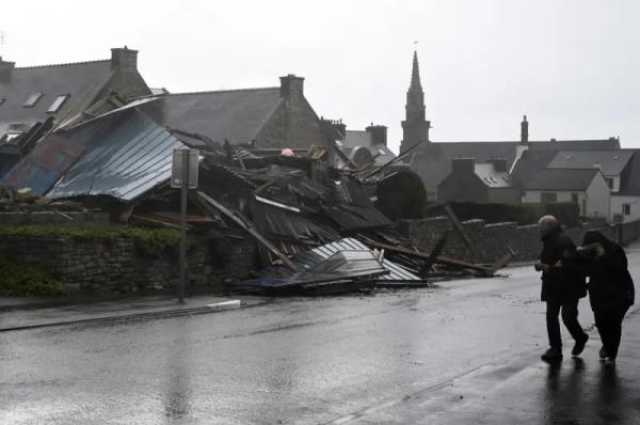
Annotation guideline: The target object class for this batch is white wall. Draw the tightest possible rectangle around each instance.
[585,173,611,219]
[522,184,610,220]
[611,195,640,223]
[522,190,587,214]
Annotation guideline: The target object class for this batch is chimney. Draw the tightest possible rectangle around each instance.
[280,74,304,99]
[520,115,529,144]
[319,118,346,139]
[0,56,15,83]
[452,158,475,174]
[111,46,138,72]
[365,124,388,146]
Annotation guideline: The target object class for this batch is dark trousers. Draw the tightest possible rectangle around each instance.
[594,305,630,359]
[546,299,586,349]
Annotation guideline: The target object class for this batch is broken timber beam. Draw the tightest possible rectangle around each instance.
[443,203,479,261]
[358,238,494,276]
[197,191,298,271]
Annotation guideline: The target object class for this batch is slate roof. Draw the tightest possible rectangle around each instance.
[0,60,114,129]
[410,142,518,192]
[547,150,634,176]
[510,149,558,187]
[616,151,640,196]
[528,138,620,151]
[410,139,622,193]
[521,168,599,191]
[139,88,284,147]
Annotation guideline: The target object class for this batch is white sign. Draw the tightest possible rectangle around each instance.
[171,148,199,189]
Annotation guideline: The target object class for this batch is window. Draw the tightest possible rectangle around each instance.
[623,204,631,216]
[605,178,614,189]
[24,92,43,107]
[541,192,557,203]
[47,95,69,113]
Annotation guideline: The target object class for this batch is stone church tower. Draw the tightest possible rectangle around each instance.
[400,51,430,153]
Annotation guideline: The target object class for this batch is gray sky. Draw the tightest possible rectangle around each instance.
[2,0,639,153]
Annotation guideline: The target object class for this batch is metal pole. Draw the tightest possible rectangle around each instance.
[178,150,189,304]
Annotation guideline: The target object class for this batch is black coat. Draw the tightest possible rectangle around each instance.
[582,233,635,313]
[540,229,587,302]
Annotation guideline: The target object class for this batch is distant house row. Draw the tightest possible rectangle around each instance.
[396,51,630,224]
[0,46,392,189]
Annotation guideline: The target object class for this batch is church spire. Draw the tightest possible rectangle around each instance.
[410,50,422,92]
[400,50,430,153]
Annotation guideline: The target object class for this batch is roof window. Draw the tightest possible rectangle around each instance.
[24,92,43,108]
[48,95,69,113]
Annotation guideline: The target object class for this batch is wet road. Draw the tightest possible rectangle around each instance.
[1,258,639,424]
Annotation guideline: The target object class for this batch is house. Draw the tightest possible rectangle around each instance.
[136,74,333,159]
[398,51,621,200]
[0,47,151,176]
[321,119,396,168]
[438,158,520,204]
[520,168,610,219]
[545,149,640,223]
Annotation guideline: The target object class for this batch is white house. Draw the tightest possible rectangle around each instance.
[520,168,610,219]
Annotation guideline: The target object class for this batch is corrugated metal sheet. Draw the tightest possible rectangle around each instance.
[47,109,183,201]
[296,238,425,283]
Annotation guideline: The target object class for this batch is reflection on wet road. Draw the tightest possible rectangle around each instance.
[1,260,639,424]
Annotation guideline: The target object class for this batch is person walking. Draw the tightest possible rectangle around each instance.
[579,230,635,365]
[535,215,589,362]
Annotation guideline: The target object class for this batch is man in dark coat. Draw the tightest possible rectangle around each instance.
[580,230,635,364]
[535,215,589,362]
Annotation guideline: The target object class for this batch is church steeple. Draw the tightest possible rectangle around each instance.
[401,50,430,154]
[410,50,422,92]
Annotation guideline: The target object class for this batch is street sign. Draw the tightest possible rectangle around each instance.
[171,148,199,189]
[171,147,199,304]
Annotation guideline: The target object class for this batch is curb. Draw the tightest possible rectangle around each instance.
[0,300,242,333]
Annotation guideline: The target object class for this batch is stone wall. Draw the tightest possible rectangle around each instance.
[398,217,637,264]
[0,232,257,295]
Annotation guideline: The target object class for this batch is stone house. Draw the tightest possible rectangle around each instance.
[438,158,520,204]
[0,47,151,176]
[137,74,334,158]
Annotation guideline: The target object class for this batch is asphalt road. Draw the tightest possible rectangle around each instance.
[1,257,639,425]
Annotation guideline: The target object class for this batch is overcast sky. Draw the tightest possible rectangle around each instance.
[2,0,639,153]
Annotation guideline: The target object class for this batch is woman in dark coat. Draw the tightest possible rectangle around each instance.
[580,231,635,364]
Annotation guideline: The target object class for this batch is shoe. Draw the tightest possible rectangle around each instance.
[599,346,608,361]
[572,333,589,357]
[541,347,563,363]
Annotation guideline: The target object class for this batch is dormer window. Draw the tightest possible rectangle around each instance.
[48,95,69,113]
[24,92,43,107]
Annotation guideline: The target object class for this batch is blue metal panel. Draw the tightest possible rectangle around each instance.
[47,109,183,201]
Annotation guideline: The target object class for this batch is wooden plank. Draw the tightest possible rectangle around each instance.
[197,191,298,271]
[358,237,494,275]
[443,203,479,260]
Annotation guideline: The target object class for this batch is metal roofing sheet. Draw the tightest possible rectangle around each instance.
[296,238,424,282]
[47,109,183,201]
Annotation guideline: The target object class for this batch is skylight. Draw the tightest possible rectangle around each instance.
[24,92,43,107]
[48,95,69,113]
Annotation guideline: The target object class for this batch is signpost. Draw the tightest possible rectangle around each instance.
[171,148,199,303]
